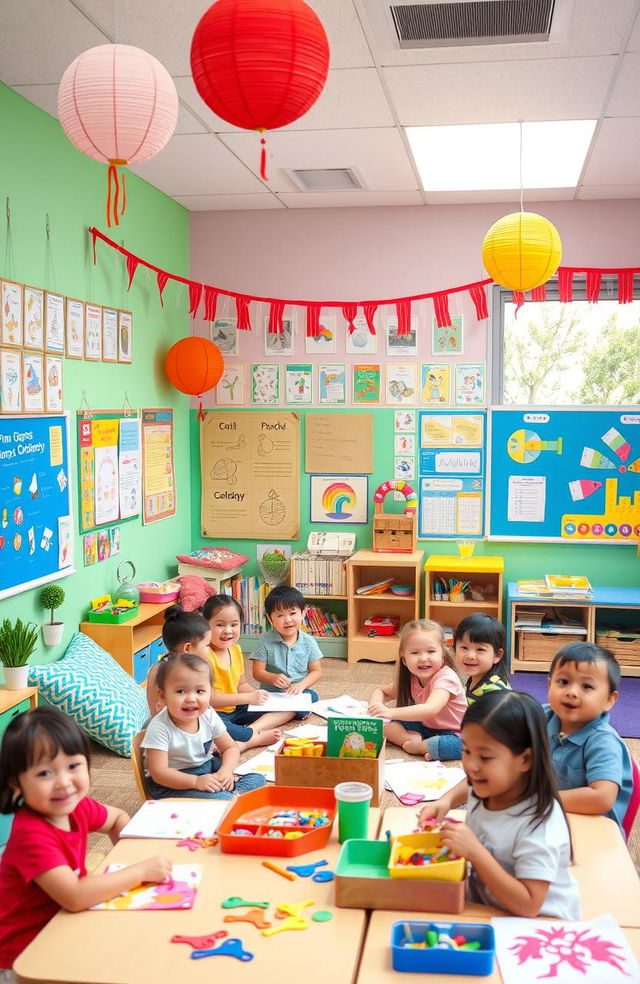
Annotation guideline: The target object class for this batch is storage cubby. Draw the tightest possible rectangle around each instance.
[79,602,170,684]
[424,555,504,636]
[347,550,423,663]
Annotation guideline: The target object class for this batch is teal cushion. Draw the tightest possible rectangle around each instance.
[28,632,147,757]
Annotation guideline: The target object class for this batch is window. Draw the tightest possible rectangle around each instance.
[491,277,640,406]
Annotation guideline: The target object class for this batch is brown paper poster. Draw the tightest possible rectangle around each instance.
[305,412,374,473]
[201,411,300,539]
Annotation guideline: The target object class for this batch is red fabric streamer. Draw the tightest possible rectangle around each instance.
[236,295,251,331]
[268,299,285,334]
[586,270,602,303]
[618,270,634,304]
[558,269,573,303]
[342,303,357,333]
[126,254,139,291]
[188,283,203,318]
[512,291,525,314]
[530,285,547,302]
[432,292,451,329]
[395,299,412,336]
[363,303,377,334]
[203,286,219,322]
[157,271,169,306]
[306,303,321,338]
[469,284,488,321]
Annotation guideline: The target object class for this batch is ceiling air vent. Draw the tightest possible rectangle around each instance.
[390,0,558,48]
[284,168,364,191]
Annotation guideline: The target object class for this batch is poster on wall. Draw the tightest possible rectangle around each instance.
[305,314,336,354]
[1,280,23,347]
[284,364,312,404]
[421,364,450,405]
[432,314,463,354]
[386,316,417,357]
[77,412,141,531]
[310,474,368,524]
[0,349,22,412]
[216,365,245,406]
[353,364,380,404]
[385,363,417,406]
[455,363,485,405]
[251,364,279,405]
[65,298,84,359]
[118,416,141,519]
[210,317,238,356]
[319,364,346,405]
[264,317,294,355]
[24,287,44,350]
[118,310,132,364]
[44,292,65,353]
[142,408,176,524]
[200,411,300,540]
[346,315,377,355]
[85,303,102,361]
[23,352,44,413]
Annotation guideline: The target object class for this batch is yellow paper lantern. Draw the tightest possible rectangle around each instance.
[482,211,562,291]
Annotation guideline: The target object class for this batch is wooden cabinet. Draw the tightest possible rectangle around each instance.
[0,686,38,846]
[424,555,504,634]
[80,603,170,685]
[347,550,423,664]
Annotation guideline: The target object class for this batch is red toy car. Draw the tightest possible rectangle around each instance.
[364,616,400,638]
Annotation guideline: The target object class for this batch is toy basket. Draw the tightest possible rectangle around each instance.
[596,633,640,664]
[217,786,336,857]
[137,581,181,604]
[388,832,466,882]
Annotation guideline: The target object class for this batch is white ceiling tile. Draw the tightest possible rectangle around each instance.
[578,184,640,199]
[606,53,640,117]
[173,76,237,133]
[307,0,374,68]
[383,57,615,126]
[582,118,640,185]
[219,128,419,193]
[177,194,285,211]
[0,0,109,85]
[626,10,640,50]
[128,134,266,196]
[175,102,208,136]
[286,69,394,130]
[115,1,210,76]
[278,190,424,208]
[72,0,115,38]
[425,188,577,205]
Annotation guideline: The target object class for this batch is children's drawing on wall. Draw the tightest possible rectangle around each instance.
[109,526,120,555]
[58,514,72,568]
[310,475,368,523]
[353,364,380,404]
[284,363,312,404]
[305,314,336,354]
[24,286,43,350]
[97,528,110,562]
[455,363,485,405]
[264,316,294,356]
[44,292,65,354]
[346,315,377,355]
[83,532,97,566]
[394,410,415,433]
[1,280,23,347]
[210,316,238,356]
[251,363,279,405]
[386,315,418,357]
[45,356,63,412]
[85,303,102,361]
[216,364,245,405]
[385,363,417,406]
[394,456,415,480]
[421,363,450,405]
[319,364,346,404]
[394,434,415,455]
[118,310,132,364]
[65,298,84,359]
[102,307,118,363]
[23,352,44,413]
[432,314,463,354]
[0,349,22,412]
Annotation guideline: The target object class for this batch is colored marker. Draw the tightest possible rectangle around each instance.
[568,479,602,502]
[261,860,296,881]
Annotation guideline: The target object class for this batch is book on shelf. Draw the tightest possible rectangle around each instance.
[516,577,593,600]
[232,575,268,636]
[514,609,547,628]
[545,574,592,593]
[303,605,346,638]
[291,551,348,596]
[355,577,395,596]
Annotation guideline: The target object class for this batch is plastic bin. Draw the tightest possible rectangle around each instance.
[389,831,466,882]
[86,606,138,624]
[391,920,495,975]
[217,786,336,857]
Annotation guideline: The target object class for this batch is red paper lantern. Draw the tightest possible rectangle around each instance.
[190,0,330,178]
[165,337,224,419]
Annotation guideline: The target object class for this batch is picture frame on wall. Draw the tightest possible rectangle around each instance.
[251,363,279,405]
[210,317,238,357]
[264,316,294,356]
[421,363,451,405]
[45,355,63,412]
[85,303,102,361]
[1,279,23,347]
[394,409,416,432]
[319,364,346,404]
[22,351,44,413]
[352,364,380,404]
[305,314,336,354]
[23,286,44,350]
[432,314,463,355]
[345,315,377,355]
[386,315,418,357]
[44,291,65,353]
[65,297,84,359]
[455,362,485,405]
[310,474,369,524]
[385,362,418,406]
[0,348,22,413]
[284,363,312,404]
[102,307,118,362]
[118,310,132,363]
[216,365,245,405]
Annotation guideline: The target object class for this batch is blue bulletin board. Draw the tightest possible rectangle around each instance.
[418,410,487,539]
[0,414,75,599]
[488,408,640,542]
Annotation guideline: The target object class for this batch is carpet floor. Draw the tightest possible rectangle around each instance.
[86,658,640,870]
[511,671,640,738]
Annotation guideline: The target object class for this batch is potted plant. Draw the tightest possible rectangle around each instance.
[40,583,65,646]
[0,618,38,690]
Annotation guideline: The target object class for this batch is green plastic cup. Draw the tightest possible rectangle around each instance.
[334,782,373,843]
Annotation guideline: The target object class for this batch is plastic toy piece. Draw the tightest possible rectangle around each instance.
[171,930,228,949]
[221,896,269,909]
[191,938,254,962]
[312,911,333,922]
[261,860,296,881]
[285,860,328,878]
[224,908,272,930]
[176,835,219,852]
[262,915,308,937]
[275,899,314,920]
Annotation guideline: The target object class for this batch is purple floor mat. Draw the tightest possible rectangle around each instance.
[510,672,640,738]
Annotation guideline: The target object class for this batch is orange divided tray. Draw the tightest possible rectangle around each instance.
[217,785,336,857]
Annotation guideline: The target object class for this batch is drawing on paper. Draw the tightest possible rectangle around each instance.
[432,314,463,354]
[455,363,485,405]
[210,457,238,486]
[252,364,279,404]
[92,864,202,911]
[306,316,336,354]
[310,475,368,524]
[210,317,238,356]
[264,317,293,355]
[422,364,450,405]
[260,489,286,525]
[346,315,377,354]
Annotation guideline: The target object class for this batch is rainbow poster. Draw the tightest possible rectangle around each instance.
[310,475,368,524]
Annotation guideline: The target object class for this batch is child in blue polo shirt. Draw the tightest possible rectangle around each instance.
[249,586,322,716]
[546,641,633,832]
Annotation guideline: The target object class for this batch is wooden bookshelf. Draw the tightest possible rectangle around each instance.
[347,550,423,663]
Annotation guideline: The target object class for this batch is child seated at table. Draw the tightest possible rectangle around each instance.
[546,641,633,832]
[0,708,171,982]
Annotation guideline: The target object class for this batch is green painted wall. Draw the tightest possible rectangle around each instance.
[190,407,640,611]
[0,83,191,673]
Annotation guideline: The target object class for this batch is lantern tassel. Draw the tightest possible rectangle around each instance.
[197,398,205,422]
[260,137,268,181]
[121,171,127,217]
[107,164,118,228]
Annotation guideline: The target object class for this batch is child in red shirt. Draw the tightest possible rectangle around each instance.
[0,707,171,979]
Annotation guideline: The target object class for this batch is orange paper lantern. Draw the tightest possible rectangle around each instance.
[165,337,224,419]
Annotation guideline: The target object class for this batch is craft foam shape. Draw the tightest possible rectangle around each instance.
[262,916,309,937]
[224,908,272,930]
[171,931,228,949]
[221,896,269,909]
[312,869,334,883]
[275,899,314,920]
[191,938,254,961]
[286,860,328,877]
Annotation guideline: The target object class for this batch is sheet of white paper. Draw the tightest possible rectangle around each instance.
[268,723,328,753]
[246,692,312,713]
[507,474,546,523]
[234,749,275,783]
[384,761,466,802]
[493,914,640,984]
[119,799,228,839]
[312,694,370,719]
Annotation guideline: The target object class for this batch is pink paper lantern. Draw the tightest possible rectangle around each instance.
[58,44,178,226]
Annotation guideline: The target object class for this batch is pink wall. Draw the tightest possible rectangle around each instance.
[189,199,640,409]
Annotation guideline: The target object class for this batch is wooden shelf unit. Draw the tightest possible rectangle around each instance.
[347,549,423,664]
[80,602,171,685]
[424,555,504,632]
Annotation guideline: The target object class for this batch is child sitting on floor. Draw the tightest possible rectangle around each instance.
[368,619,466,760]
[546,641,632,832]
[453,612,511,704]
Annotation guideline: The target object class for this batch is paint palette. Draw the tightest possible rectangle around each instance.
[217,786,336,857]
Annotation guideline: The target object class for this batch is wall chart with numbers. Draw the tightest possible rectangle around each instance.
[488,408,640,542]
[418,410,487,539]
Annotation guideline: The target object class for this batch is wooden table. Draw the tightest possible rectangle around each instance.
[14,803,381,984]
[0,685,38,715]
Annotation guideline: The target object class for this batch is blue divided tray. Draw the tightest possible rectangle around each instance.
[391,920,495,976]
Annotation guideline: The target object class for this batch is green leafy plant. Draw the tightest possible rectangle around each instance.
[40,584,65,624]
[0,618,39,668]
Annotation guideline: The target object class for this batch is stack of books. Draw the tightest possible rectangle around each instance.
[303,606,347,638]
[291,551,349,596]
[231,576,268,636]
[516,576,593,600]
[355,577,395,596]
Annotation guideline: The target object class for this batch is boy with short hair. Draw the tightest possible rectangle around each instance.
[249,586,322,713]
[546,641,632,831]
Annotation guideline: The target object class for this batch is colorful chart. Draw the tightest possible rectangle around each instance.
[321,481,357,519]
[507,429,563,464]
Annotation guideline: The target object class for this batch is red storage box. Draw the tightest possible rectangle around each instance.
[217,786,336,857]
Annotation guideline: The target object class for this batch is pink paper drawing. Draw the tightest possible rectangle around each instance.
[92,864,202,911]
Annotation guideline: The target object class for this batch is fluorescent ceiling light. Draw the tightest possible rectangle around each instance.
[405,120,597,192]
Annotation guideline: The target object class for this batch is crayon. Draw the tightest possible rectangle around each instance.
[261,860,296,881]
